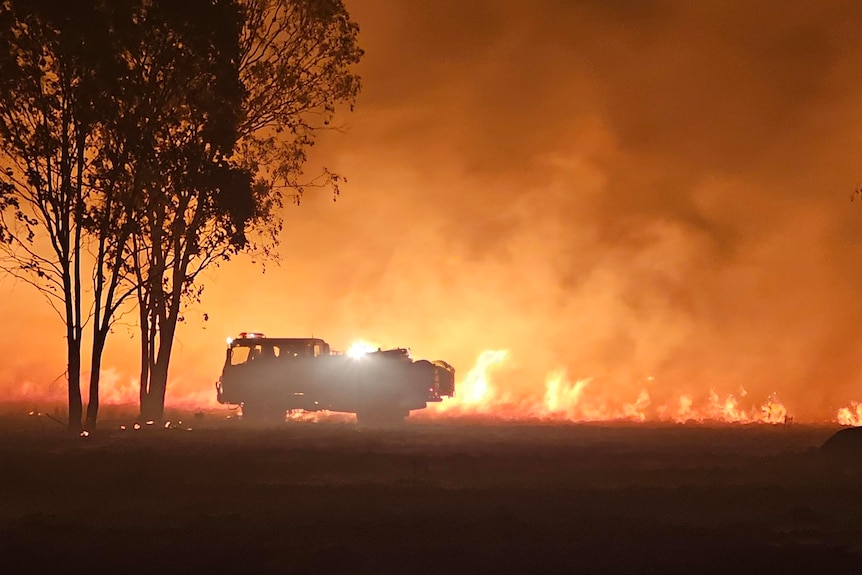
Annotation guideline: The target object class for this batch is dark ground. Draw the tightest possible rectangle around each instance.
[1,410,861,574]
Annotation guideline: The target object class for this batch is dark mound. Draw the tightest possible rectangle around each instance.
[821,426,862,456]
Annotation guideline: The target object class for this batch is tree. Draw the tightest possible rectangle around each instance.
[0,0,253,429]
[130,0,256,421]
[135,0,362,421]
[0,0,123,430]
[78,0,220,429]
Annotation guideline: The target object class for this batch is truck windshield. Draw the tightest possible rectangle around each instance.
[230,345,257,365]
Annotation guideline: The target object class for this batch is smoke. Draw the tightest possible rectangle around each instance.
[4,0,862,421]
[271,0,862,421]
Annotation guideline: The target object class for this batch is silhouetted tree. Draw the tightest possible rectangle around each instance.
[135,0,362,421]
[84,0,253,428]
[0,0,131,430]
[0,0,255,429]
[131,0,254,422]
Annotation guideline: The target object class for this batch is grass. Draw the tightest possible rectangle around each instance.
[0,410,860,574]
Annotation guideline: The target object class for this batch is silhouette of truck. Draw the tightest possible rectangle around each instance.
[215,333,455,424]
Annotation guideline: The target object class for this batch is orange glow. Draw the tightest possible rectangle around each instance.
[5,348,850,426]
[430,350,508,414]
[91,367,220,411]
[423,351,794,425]
[347,340,378,359]
[537,371,650,422]
[5,2,862,429]
[837,402,862,426]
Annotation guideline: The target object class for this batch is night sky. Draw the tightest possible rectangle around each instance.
[4,0,862,421]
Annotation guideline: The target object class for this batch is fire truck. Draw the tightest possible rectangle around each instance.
[215,333,455,424]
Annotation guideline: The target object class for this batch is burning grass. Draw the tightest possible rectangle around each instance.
[6,349,862,427]
[422,350,797,425]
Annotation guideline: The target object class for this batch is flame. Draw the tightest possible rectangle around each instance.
[11,344,862,425]
[537,371,650,421]
[669,394,694,422]
[542,370,589,416]
[837,402,862,426]
[423,350,793,425]
[458,349,508,405]
[430,350,508,415]
[760,396,789,424]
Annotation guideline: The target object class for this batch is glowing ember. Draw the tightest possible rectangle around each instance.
[285,410,354,423]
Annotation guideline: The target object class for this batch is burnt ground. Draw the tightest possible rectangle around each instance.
[1,411,861,574]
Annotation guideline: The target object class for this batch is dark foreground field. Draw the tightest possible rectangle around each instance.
[1,413,861,574]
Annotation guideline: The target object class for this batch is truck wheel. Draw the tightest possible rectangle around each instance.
[242,402,285,425]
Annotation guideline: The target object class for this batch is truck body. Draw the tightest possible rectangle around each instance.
[215,333,455,423]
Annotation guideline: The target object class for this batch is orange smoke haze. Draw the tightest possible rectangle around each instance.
[4,0,862,423]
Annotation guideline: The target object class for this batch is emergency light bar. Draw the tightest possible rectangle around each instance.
[238,332,266,339]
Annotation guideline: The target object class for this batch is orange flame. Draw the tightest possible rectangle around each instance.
[536,371,651,421]
[424,350,793,424]
[458,349,508,405]
[14,347,862,426]
[837,402,862,426]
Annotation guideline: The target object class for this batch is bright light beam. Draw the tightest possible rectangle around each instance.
[347,340,377,359]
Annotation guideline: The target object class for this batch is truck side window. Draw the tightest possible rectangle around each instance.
[247,345,262,362]
[313,344,321,357]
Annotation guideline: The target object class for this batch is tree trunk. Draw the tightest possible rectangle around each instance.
[138,345,149,419]
[144,363,168,423]
[141,316,177,423]
[85,330,107,429]
[67,341,82,431]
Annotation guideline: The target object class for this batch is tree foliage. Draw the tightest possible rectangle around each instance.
[0,0,124,429]
[136,0,362,421]
[0,0,363,426]
[238,0,363,196]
